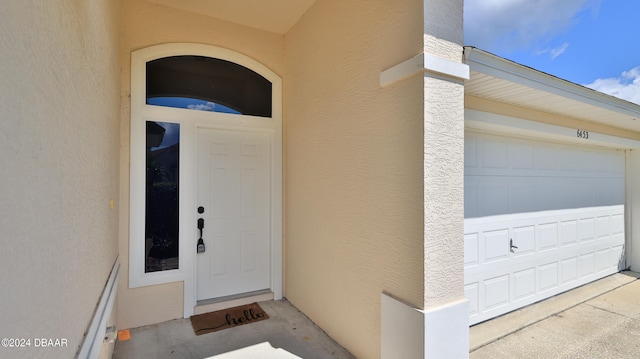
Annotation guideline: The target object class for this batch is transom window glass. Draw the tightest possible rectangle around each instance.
[146,56,272,117]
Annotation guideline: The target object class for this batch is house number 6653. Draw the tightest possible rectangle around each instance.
[577,129,589,139]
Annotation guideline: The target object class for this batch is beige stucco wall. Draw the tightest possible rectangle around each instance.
[283,1,424,357]
[117,0,285,329]
[0,1,121,358]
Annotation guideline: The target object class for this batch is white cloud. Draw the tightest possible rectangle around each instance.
[550,43,570,59]
[584,66,640,105]
[464,0,599,52]
[187,102,216,111]
[536,42,570,60]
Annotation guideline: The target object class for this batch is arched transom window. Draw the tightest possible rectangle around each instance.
[146,55,273,117]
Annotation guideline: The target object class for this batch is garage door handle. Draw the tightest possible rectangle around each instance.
[510,239,518,253]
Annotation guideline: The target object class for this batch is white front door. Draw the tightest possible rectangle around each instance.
[196,128,272,300]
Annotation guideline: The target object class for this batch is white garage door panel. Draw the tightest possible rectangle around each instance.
[465,205,624,325]
[466,176,625,219]
[464,132,626,326]
[465,132,625,219]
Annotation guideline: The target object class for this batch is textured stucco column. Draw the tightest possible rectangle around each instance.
[423,0,469,357]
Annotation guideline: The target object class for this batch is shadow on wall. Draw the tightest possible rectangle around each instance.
[619,244,627,271]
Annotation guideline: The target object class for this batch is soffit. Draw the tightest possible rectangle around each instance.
[464,47,640,133]
[146,0,315,34]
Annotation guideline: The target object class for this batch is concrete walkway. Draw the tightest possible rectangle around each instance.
[113,299,354,359]
[114,272,640,359]
[471,272,640,359]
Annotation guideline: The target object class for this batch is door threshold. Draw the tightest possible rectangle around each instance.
[194,289,274,315]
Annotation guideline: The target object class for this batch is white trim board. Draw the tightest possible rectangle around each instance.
[381,293,424,359]
[381,293,469,359]
[77,257,119,359]
[380,52,470,87]
[465,108,640,150]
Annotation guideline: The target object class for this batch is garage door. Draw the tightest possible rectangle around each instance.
[464,131,625,325]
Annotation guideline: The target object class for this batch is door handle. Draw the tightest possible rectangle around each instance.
[197,218,204,238]
[510,238,518,253]
[197,218,205,253]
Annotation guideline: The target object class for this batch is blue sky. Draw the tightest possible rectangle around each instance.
[464,0,640,104]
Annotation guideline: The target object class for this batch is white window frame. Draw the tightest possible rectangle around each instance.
[129,43,283,317]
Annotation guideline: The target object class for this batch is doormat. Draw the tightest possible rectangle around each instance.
[190,302,270,335]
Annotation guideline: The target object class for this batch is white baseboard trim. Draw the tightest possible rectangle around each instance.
[424,298,469,359]
[381,293,469,359]
[77,257,120,359]
[381,293,425,359]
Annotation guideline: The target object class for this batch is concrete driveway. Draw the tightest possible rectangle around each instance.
[471,272,640,359]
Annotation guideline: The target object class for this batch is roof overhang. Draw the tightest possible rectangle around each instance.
[463,47,640,133]
[146,0,316,34]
